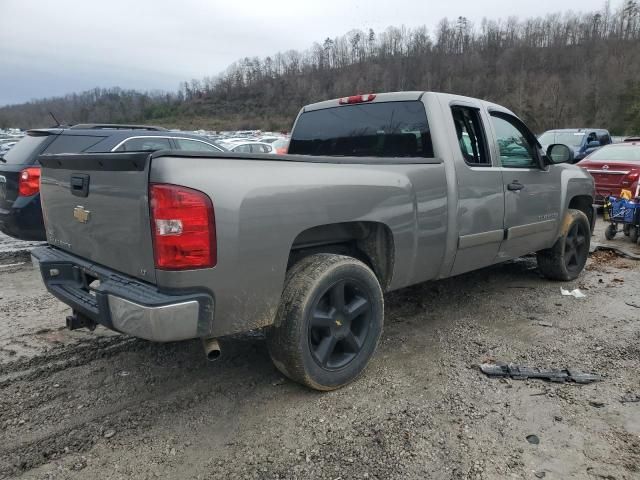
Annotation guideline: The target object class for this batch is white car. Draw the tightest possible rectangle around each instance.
[257,136,283,144]
[223,141,275,154]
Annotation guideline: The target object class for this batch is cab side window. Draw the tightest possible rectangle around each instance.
[451,106,490,166]
[490,114,537,168]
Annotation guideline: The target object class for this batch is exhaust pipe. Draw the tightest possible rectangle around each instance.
[202,337,221,362]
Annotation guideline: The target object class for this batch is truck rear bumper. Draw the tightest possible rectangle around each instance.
[31,246,214,342]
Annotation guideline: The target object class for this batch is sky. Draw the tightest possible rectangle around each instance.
[0,0,613,106]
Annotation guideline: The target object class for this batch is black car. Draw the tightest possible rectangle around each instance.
[0,124,225,241]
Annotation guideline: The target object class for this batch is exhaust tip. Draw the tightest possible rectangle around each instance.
[206,349,221,362]
[202,337,221,362]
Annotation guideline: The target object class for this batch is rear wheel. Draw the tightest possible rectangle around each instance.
[537,209,591,281]
[267,254,384,391]
[630,226,639,244]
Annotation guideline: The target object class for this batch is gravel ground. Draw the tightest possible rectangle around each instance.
[0,223,638,480]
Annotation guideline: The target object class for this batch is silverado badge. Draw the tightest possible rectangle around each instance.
[73,206,91,223]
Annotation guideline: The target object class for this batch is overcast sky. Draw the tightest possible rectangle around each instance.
[1,0,613,106]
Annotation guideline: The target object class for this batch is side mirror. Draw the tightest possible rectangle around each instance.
[546,144,574,164]
[587,140,601,148]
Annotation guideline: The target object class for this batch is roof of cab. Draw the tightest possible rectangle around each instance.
[301,91,516,117]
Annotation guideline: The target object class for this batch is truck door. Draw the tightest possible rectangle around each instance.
[449,104,506,276]
[488,112,562,260]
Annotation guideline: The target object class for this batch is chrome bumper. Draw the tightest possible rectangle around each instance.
[32,246,214,343]
[108,296,200,342]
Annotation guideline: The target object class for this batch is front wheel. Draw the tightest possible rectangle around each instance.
[630,226,639,244]
[267,254,384,391]
[537,209,591,281]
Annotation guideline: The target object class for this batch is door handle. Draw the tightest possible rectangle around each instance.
[507,181,524,191]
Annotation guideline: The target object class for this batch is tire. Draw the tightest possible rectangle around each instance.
[605,224,617,241]
[267,254,384,391]
[537,209,591,281]
[623,224,631,237]
[630,226,639,244]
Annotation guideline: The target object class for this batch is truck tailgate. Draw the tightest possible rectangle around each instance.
[39,152,157,283]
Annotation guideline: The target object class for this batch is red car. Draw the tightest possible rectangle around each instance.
[578,142,640,204]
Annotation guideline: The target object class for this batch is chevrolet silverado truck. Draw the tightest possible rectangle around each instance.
[32,92,595,390]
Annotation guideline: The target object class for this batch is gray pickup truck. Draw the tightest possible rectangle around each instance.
[32,92,595,390]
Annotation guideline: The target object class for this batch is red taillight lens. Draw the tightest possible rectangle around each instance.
[621,171,639,188]
[18,167,41,197]
[338,93,377,105]
[149,183,216,270]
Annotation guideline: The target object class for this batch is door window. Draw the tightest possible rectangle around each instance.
[451,107,490,166]
[490,115,537,168]
[233,144,252,153]
[116,137,172,152]
[174,138,221,152]
[251,144,272,153]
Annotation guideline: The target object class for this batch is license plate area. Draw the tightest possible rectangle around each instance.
[77,268,101,297]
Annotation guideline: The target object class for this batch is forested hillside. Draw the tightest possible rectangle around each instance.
[2,1,640,134]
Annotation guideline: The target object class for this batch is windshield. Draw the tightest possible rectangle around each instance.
[2,134,49,164]
[587,145,640,161]
[539,131,584,147]
[289,101,434,157]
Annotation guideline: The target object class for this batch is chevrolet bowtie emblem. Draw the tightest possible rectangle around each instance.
[73,206,91,223]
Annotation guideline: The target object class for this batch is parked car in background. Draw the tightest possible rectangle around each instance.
[0,141,17,157]
[33,91,594,391]
[624,136,640,143]
[222,141,275,153]
[271,138,289,154]
[539,128,612,162]
[257,136,281,144]
[0,124,225,241]
[578,141,640,203]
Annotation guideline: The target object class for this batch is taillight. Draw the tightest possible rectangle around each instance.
[149,183,216,270]
[18,167,41,196]
[621,171,639,188]
[338,93,376,105]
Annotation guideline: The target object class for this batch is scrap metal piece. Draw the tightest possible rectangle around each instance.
[479,363,601,384]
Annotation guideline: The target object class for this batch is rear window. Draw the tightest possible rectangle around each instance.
[289,101,434,158]
[43,135,106,154]
[2,134,50,165]
[588,145,640,161]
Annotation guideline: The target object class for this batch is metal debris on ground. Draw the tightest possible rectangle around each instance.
[526,434,540,445]
[479,363,601,384]
[620,393,640,404]
[560,287,586,298]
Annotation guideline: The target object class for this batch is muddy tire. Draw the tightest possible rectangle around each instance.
[630,226,639,244]
[267,254,384,391]
[536,209,591,281]
[605,224,617,241]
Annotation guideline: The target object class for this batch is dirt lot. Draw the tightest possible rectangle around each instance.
[0,225,638,480]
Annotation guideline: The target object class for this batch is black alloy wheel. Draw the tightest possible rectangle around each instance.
[564,221,589,276]
[308,279,372,370]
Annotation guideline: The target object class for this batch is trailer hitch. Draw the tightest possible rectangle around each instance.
[66,312,97,331]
